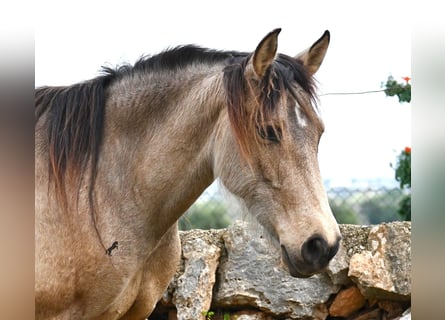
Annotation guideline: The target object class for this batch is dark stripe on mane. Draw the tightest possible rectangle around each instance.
[36,77,112,211]
[101,45,245,79]
[223,53,317,160]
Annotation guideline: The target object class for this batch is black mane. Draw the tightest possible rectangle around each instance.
[101,45,247,80]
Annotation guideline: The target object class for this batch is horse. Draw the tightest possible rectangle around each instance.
[35,28,341,319]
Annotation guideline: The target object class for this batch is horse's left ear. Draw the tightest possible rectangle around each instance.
[248,28,281,79]
[295,30,330,75]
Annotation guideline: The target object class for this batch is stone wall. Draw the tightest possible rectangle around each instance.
[149,221,411,320]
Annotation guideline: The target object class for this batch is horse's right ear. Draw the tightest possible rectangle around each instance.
[247,28,281,79]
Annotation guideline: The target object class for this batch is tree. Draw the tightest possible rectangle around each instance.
[392,147,411,221]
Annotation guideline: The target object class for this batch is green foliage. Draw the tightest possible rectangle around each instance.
[179,200,231,230]
[330,200,360,224]
[392,147,411,221]
[223,313,231,320]
[382,75,411,103]
[202,310,215,320]
[382,73,411,221]
[394,148,411,189]
[359,193,402,224]
[398,195,411,221]
[329,189,404,225]
[201,310,233,320]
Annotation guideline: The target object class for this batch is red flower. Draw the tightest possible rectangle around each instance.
[404,146,411,154]
[402,76,411,84]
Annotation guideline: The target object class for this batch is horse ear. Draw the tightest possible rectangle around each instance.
[249,28,281,79]
[295,30,330,75]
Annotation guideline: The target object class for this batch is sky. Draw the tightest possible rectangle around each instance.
[35,0,411,186]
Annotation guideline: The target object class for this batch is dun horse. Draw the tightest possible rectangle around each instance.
[35,29,341,319]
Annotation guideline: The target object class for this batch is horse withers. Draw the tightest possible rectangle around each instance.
[35,29,340,319]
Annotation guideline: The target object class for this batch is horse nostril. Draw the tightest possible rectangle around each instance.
[301,235,327,265]
[301,234,339,268]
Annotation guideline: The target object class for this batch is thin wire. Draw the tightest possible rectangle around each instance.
[320,89,386,96]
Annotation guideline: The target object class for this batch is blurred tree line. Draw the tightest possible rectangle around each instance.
[329,188,405,225]
[179,187,405,230]
[179,201,231,230]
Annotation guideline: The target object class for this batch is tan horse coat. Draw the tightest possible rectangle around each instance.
[35,29,340,319]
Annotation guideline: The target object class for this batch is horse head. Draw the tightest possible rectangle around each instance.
[215,29,341,277]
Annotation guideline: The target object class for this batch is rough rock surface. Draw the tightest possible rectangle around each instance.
[172,229,225,320]
[328,286,366,317]
[214,221,339,319]
[348,222,411,301]
[231,311,275,320]
[149,221,411,320]
[325,224,372,286]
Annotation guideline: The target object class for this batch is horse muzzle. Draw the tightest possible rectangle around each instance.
[280,234,341,278]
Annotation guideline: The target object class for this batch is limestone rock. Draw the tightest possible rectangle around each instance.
[325,242,351,286]
[231,310,275,320]
[213,221,340,319]
[338,224,372,256]
[329,285,366,317]
[151,221,411,320]
[326,224,372,286]
[172,229,225,320]
[348,222,411,301]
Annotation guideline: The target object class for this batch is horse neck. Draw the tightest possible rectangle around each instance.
[98,65,226,243]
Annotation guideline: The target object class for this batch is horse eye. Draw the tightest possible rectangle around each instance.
[258,125,282,143]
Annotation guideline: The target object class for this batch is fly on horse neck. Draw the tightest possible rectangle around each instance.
[35,29,341,319]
